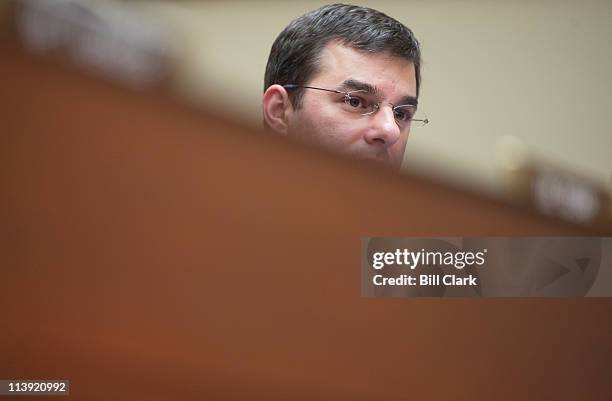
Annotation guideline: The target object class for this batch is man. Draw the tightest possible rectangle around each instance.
[262,3,426,169]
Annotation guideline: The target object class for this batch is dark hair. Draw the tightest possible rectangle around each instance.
[264,3,422,108]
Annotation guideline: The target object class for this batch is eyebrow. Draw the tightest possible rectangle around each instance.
[337,79,380,97]
[396,95,418,107]
[337,79,418,106]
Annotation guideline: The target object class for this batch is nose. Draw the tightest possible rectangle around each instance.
[363,106,401,148]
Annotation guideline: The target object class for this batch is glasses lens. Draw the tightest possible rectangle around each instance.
[393,105,416,123]
[343,91,378,115]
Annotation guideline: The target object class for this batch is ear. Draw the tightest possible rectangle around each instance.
[262,84,294,135]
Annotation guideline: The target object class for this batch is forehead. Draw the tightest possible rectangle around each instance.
[310,41,417,98]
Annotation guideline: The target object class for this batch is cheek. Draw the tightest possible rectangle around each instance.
[390,133,409,158]
[304,97,336,127]
[293,101,347,143]
[312,117,362,148]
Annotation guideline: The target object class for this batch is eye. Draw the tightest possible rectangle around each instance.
[393,106,415,122]
[341,92,383,115]
[394,109,407,121]
[347,96,361,108]
[345,94,367,109]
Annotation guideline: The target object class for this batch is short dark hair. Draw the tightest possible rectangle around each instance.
[264,3,422,108]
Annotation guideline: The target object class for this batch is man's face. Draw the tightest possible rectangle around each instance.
[286,41,418,168]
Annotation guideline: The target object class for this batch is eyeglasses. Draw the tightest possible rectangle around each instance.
[283,84,429,128]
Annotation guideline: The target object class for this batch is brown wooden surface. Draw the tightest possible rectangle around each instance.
[1,38,611,400]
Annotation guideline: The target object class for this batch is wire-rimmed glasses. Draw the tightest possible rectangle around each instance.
[283,84,429,128]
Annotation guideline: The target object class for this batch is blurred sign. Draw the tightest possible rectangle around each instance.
[496,136,611,229]
[509,162,611,228]
[14,0,174,88]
